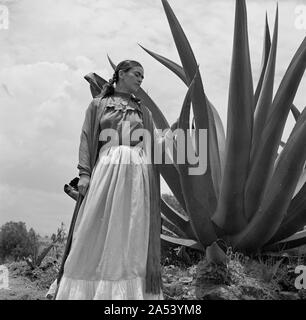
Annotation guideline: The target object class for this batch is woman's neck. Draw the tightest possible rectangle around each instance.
[114,85,131,94]
[113,90,133,99]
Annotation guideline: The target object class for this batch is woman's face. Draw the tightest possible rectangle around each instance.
[118,66,144,93]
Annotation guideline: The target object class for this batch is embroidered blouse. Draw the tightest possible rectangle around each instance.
[98,92,144,150]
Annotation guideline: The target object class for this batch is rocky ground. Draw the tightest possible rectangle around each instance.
[0,262,50,300]
[0,245,305,300]
[162,246,306,300]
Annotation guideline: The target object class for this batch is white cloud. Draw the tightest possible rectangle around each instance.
[0,60,95,195]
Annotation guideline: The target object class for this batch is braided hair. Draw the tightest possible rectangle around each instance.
[101,60,143,98]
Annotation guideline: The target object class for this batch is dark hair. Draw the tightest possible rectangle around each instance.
[101,60,143,98]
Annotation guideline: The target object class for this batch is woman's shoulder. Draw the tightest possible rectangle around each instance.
[88,96,109,108]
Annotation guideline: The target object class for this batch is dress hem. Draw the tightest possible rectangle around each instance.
[54,275,163,300]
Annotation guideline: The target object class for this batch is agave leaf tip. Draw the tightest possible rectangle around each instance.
[107,55,116,70]
[265,11,269,27]
[138,43,147,51]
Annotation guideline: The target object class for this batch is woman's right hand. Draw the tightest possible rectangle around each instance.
[78,175,90,196]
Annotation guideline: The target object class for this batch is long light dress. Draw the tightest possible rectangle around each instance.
[55,92,164,300]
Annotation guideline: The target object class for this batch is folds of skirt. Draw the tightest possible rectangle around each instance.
[55,145,163,300]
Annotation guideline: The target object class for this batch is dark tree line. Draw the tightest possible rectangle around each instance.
[0,221,38,262]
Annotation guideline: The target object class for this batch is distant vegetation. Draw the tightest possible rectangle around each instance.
[0,221,66,266]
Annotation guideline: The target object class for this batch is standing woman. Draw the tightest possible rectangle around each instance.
[55,60,164,300]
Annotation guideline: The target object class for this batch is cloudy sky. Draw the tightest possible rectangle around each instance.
[0,0,305,236]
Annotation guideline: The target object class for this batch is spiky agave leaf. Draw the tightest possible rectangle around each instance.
[275,106,304,169]
[159,166,188,212]
[176,68,218,247]
[208,100,226,177]
[251,7,278,156]
[138,44,226,183]
[139,44,226,179]
[161,0,222,207]
[232,117,306,251]
[161,234,205,252]
[280,103,303,148]
[254,12,271,109]
[138,44,187,82]
[277,105,301,154]
[265,108,306,244]
[161,199,197,239]
[245,6,278,220]
[281,106,304,153]
[267,37,306,119]
[293,167,306,198]
[161,0,198,84]
[264,229,306,252]
[286,106,306,155]
[244,44,306,228]
[291,104,301,121]
[267,182,306,245]
[287,37,306,70]
[212,0,253,234]
[161,216,188,238]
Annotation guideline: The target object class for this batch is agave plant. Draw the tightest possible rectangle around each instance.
[82,0,306,256]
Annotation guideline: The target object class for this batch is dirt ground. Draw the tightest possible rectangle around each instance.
[1,247,305,300]
[0,259,198,300]
[0,268,48,300]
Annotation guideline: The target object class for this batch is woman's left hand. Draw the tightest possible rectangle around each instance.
[78,175,90,196]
